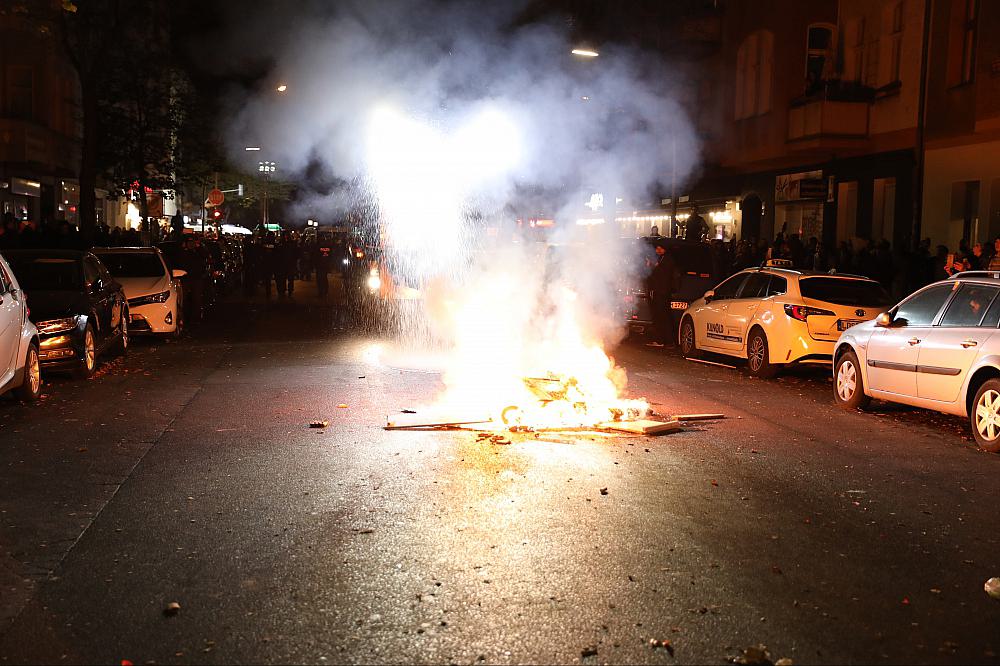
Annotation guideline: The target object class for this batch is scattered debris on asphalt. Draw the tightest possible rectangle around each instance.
[164,601,181,616]
[581,646,598,658]
[598,419,681,435]
[649,638,674,656]
[401,409,417,414]
[337,403,349,409]
[600,487,609,495]
[309,420,329,428]
[730,644,772,665]
[986,577,1000,599]
[674,413,726,422]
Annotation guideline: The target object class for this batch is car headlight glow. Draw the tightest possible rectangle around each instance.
[128,290,171,307]
[36,316,79,335]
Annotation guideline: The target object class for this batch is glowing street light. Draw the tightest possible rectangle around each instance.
[276,83,288,92]
[245,146,261,151]
[571,48,599,57]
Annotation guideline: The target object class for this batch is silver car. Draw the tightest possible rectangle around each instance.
[833,271,1000,451]
[0,252,41,401]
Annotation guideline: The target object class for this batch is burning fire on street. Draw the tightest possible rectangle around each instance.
[363,107,708,438]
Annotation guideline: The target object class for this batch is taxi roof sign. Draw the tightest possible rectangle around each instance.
[764,258,794,268]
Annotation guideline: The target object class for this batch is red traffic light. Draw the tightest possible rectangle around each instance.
[211,208,222,220]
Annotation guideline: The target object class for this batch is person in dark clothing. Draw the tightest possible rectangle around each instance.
[645,242,677,348]
[179,236,207,321]
[684,208,707,242]
[313,233,334,298]
[260,233,277,298]
[273,232,298,297]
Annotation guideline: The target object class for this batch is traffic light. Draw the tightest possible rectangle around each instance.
[211,208,223,222]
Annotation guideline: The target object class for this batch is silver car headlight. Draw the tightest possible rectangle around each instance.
[37,316,79,335]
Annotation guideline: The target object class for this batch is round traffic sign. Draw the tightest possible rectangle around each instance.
[207,188,224,206]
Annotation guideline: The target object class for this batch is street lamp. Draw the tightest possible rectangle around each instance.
[258,160,277,229]
[276,84,288,93]
[571,47,599,57]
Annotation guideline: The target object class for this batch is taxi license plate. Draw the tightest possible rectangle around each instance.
[837,319,863,331]
[670,301,688,310]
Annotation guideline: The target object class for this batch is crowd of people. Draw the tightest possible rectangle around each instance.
[705,232,1000,300]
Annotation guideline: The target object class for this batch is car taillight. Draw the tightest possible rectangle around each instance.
[784,304,836,321]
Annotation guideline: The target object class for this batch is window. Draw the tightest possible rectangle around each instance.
[979,290,1000,327]
[735,30,773,119]
[886,2,903,83]
[940,284,999,327]
[766,275,788,297]
[83,258,101,286]
[737,273,771,299]
[799,278,892,306]
[961,0,978,84]
[895,284,955,326]
[0,263,12,294]
[843,18,866,83]
[947,0,978,86]
[6,66,34,120]
[806,23,836,93]
[713,273,748,300]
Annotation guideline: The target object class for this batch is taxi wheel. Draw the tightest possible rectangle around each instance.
[834,349,870,410]
[746,328,779,379]
[970,379,1000,453]
[679,317,699,358]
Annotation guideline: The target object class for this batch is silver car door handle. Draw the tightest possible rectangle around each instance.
[961,339,979,348]
[907,337,921,346]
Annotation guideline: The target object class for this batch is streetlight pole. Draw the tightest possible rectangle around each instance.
[258,160,276,231]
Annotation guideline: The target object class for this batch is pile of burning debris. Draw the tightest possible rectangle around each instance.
[383,374,722,437]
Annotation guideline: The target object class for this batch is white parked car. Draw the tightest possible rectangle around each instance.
[679,260,892,377]
[834,271,1000,452]
[92,248,185,338]
[0,252,41,400]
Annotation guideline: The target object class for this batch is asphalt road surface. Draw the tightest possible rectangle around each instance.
[1,286,999,665]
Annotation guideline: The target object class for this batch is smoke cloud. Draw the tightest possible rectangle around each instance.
[225,0,702,410]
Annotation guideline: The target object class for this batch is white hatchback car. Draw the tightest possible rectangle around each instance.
[679,261,892,377]
[834,271,1000,452]
[91,248,185,338]
[0,252,41,400]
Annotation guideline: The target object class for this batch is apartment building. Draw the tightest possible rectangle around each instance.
[688,0,926,250]
[0,1,81,225]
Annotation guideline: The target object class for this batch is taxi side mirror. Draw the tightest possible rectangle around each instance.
[171,269,187,279]
[875,312,894,327]
[703,289,715,303]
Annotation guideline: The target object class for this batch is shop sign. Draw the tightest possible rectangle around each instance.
[775,170,824,202]
[11,177,41,197]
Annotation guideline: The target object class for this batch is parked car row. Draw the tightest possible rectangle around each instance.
[650,258,1000,451]
[0,246,185,401]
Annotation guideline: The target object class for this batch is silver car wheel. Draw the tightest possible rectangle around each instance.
[837,359,857,401]
[975,389,1000,442]
[27,347,40,394]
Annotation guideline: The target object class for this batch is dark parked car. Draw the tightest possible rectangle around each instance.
[3,250,128,378]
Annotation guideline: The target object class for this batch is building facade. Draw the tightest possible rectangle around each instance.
[685,0,927,251]
[0,2,81,226]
